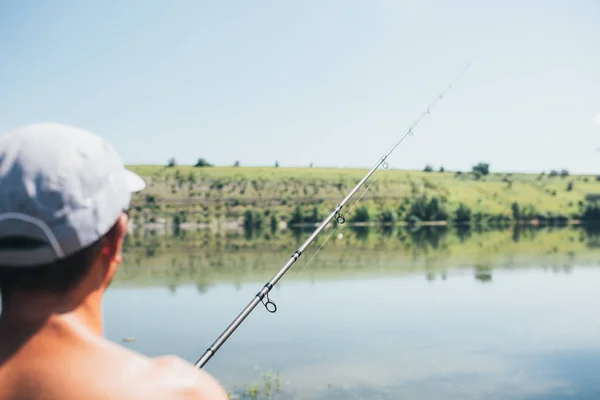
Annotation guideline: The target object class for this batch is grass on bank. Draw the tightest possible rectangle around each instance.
[125,165,600,230]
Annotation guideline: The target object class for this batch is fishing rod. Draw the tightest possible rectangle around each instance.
[194,63,471,369]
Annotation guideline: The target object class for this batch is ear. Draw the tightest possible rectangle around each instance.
[99,213,129,286]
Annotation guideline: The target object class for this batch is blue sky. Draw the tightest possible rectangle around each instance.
[1,0,599,173]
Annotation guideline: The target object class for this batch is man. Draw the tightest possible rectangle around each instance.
[0,123,228,399]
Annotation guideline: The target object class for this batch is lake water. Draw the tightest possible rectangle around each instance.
[105,226,600,400]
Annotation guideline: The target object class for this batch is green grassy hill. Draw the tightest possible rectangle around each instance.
[126,165,600,227]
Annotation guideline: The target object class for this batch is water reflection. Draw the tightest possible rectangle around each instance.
[404,225,449,252]
[350,225,370,241]
[118,225,600,294]
[583,224,600,249]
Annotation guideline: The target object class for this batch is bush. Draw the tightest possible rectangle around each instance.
[473,211,485,226]
[350,205,370,223]
[405,195,449,222]
[378,209,396,225]
[453,203,472,224]
[145,194,157,205]
[488,214,511,229]
[519,204,538,221]
[396,198,410,219]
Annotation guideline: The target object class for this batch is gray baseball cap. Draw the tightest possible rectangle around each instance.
[0,122,145,267]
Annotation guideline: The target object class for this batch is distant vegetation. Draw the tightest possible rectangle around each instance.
[119,158,600,286]
[125,160,600,240]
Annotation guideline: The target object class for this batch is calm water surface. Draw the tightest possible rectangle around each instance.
[104,260,600,399]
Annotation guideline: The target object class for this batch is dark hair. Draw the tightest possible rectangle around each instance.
[0,221,120,300]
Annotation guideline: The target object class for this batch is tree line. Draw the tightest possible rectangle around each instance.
[239,195,600,236]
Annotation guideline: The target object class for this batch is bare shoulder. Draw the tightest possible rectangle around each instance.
[90,352,229,400]
[0,336,229,400]
[77,338,229,400]
[150,355,230,400]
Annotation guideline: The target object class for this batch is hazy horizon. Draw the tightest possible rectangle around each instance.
[127,162,596,177]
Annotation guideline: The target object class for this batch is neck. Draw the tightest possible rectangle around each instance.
[0,289,104,336]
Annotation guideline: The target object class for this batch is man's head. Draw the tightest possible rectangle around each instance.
[0,123,145,303]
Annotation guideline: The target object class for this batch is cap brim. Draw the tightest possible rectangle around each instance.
[124,169,146,192]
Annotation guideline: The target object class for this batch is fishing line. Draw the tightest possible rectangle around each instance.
[291,62,471,279]
[194,62,471,369]
[292,165,386,279]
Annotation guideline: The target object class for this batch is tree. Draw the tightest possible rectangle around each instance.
[310,206,320,222]
[242,210,254,232]
[243,210,265,232]
[167,157,176,167]
[172,211,186,237]
[270,214,278,233]
[423,164,434,172]
[233,160,240,167]
[274,161,279,168]
[194,158,212,167]
[511,202,520,221]
[581,201,600,222]
[472,162,490,176]
[288,206,303,226]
